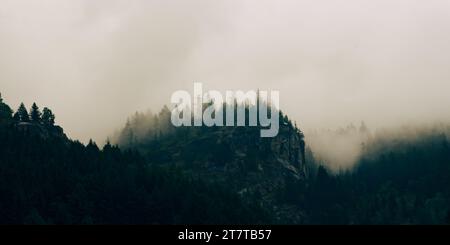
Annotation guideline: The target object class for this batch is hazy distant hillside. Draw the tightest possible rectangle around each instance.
[304,125,450,224]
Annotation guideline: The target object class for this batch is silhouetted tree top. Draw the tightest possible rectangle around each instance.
[14,103,30,122]
[103,139,112,152]
[0,93,13,121]
[359,121,368,134]
[1,97,57,127]
[42,107,55,126]
[87,139,99,152]
[30,103,42,123]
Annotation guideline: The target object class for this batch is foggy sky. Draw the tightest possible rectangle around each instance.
[1,0,450,143]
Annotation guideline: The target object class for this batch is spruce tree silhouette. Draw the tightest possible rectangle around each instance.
[0,93,13,121]
[15,103,30,122]
[30,103,42,123]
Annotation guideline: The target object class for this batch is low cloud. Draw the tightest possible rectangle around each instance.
[1,0,450,143]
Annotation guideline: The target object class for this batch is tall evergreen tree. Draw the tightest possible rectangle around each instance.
[0,93,13,121]
[15,103,30,122]
[125,121,136,146]
[42,107,55,126]
[30,103,41,123]
[359,121,368,134]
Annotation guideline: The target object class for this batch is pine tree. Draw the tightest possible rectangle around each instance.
[87,139,100,153]
[359,121,368,134]
[15,103,30,122]
[42,107,55,126]
[30,103,42,123]
[0,93,13,121]
[103,138,112,152]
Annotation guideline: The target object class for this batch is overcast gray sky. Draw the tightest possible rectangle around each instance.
[1,0,450,143]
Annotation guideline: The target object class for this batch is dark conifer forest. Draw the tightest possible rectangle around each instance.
[1,94,450,224]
